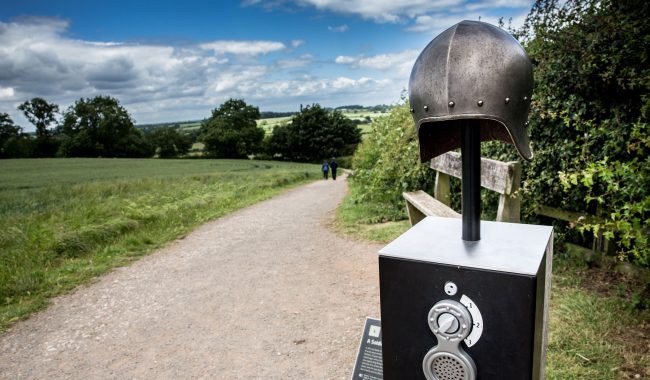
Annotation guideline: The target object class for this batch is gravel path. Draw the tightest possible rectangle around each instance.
[0,176,382,379]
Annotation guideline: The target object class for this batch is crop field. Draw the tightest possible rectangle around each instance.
[177,121,202,131]
[341,110,386,121]
[0,158,319,331]
[257,116,292,135]
[144,110,388,139]
[254,111,387,136]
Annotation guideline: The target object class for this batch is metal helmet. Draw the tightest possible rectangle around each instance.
[409,20,534,162]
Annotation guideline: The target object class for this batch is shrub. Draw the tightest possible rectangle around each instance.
[350,102,434,218]
[200,98,264,158]
[265,104,361,162]
[508,0,649,266]
[350,0,649,266]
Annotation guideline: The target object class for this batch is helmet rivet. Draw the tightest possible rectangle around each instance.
[505,97,510,104]
[409,108,415,113]
[523,96,529,101]
[448,101,455,108]
[424,105,429,111]
[477,100,484,107]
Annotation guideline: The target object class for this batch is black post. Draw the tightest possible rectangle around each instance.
[461,120,481,241]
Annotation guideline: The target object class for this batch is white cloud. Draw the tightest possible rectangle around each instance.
[466,0,532,11]
[328,24,349,32]
[275,54,314,69]
[405,14,460,33]
[249,75,393,101]
[282,0,463,22]
[0,17,411,126]
[335,50,420,77]
[334,56,356,64]
[200,40,286,55]
[212,66,268,93]
[246,1,531,33]
[0,87,14,99]
[357,51,420,70]
[404,10,529,34]
[0,19,328,126]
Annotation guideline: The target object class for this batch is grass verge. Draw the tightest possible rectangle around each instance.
[335,184,410,243]
[335,181,650,379]
[0,158,319,332]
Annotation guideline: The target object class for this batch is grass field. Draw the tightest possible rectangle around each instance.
[0,158,319,331]
[144,110,388,141]
[255,111,387,135]
[177,121,202,130]
[257,116,292,134]
[335,185,650,379]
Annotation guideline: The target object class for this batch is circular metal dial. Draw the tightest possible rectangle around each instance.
[428,300,473,341]
[437,313,460,334]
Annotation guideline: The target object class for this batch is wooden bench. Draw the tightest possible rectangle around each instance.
[403,151,522,226]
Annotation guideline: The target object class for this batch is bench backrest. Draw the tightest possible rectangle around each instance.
[430,151,522,223]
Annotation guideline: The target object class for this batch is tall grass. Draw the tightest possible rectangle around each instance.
[0,158,319,331]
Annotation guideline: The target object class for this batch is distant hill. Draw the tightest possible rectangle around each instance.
[334,104,393,112]
[135,105,394,132]
[136,120,203,132]
[260,111,295,119]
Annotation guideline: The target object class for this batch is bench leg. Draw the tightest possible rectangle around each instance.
[497,194,521,223]
[405,200,427,226]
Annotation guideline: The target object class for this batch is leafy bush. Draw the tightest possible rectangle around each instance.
[350,101,434,218]
[509,0,649,266]
[147,126,193,158]
[265,104,361,162]
[351,0,649,266]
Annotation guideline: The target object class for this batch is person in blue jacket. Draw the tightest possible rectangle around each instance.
[329,157,338,180]
[322,160,329,180]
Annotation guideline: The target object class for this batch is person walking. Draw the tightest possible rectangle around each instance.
[329,157,338,180]
[322,160,329,180]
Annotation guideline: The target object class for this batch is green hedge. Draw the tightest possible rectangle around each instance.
[352,0,649,266]
[350,102,434,220]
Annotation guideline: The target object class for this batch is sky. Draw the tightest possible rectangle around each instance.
[0,0,534,130]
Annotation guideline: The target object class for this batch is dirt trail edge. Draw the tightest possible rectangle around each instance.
[0,176,383,379]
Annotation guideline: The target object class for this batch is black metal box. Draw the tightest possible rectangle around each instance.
[379,217,552,380]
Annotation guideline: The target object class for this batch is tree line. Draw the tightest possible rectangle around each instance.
[0,96,167,158]
[0,96,362,162]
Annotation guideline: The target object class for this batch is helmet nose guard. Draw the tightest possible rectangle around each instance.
[409,20,534,162]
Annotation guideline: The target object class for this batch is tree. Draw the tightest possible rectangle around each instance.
[0,113,20,153]
[0,113,31,158]
[59,96,153,158]
[264,122,291,159]
[18,98,58,138]
[266,104,362,162]
[200,98,264,158]
[148,126,192,158]
[18,98,60,157]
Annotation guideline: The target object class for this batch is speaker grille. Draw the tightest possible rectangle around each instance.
[430,353,467,380]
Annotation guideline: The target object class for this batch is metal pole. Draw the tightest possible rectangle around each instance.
[461,120,481,241]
